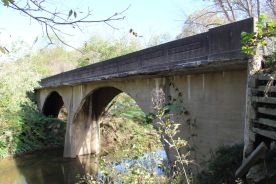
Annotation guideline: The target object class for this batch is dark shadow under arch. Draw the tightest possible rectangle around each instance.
[74,87,123,122]
[42,91,64,118]
[69,87,123,156]
[91,87,122,119]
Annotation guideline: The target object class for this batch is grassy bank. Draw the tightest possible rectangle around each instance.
[100,117,162,160]
[0,102,66,158]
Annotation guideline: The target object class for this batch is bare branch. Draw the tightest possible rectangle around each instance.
[216,0,233,22]
[226,0,236,21]
[4,0,130,50]
[266,0,276,17]
[51,27,83,53]
[205,0,275,22]
[45,23,53,45]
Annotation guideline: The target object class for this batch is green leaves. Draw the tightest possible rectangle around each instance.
[0,59,66,157]
[241,15,276,73]
[0,61,40,113]
[197,144,243,184]
[107,93,147,123]
[241,15,276,56]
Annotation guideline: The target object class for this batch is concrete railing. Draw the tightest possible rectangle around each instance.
[41,18,254,88]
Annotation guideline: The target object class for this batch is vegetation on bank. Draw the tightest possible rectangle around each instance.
[0,103,66,157]
[100,93,162,159]
[0,61,66,157]
[196,144,244,184]
[94,117,166,184]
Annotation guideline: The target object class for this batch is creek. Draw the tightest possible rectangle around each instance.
[0,148,167,184]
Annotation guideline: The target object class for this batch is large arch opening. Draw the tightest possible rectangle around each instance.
[71,86,163,159]
[71,87,122,156]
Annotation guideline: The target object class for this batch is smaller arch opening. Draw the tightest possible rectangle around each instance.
[41,91,67,154]
[42,91,66,119]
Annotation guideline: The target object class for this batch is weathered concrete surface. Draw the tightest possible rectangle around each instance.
[37,69,247,167]
[40,18,254,88]
[36,18,254,167]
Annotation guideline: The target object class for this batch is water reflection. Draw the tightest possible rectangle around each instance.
[0,149,167,184]
[0,149,94,184]
[108,149,167,175]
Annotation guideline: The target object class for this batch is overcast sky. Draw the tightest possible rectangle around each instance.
[0,0,206,50]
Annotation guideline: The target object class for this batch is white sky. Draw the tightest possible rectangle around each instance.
[0,0,206,50]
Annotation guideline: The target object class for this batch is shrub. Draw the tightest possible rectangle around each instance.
[0,60,66,157]
[196,144,244,184]
[15,102,66,154]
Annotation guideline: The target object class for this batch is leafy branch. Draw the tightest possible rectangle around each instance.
[241,15,276,56]
[241,15,276,97]
[150,86,194,184]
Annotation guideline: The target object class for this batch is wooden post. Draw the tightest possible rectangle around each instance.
[235,142,268,178]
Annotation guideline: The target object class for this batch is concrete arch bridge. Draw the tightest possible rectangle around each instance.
[36,18,254,165]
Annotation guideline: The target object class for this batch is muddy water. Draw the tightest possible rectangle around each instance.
[0,149,167,184]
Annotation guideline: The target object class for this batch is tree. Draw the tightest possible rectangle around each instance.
[0,60,40,116]
[28,47,79,76]
[1,0,129,50]
[178,0,276,38]
[145,33,172,47]
[77,36,141,67]
[204,0,276,21]
[177,9,227,38]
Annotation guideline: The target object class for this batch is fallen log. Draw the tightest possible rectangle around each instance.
[235,142,268,178]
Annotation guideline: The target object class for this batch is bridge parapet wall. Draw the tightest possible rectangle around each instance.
[40,18,254,88]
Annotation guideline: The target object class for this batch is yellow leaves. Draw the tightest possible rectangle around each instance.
[2,0,14,6]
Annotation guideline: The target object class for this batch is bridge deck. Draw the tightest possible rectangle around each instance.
[40,18,254,88]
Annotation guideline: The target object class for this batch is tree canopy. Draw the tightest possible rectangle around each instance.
[178,0,276,38]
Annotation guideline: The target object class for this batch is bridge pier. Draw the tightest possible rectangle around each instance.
[64,94,101,158]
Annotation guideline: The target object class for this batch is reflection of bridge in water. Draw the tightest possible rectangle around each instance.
[0,149,167,184]
[36,18,254,168]
[0,149,98,184]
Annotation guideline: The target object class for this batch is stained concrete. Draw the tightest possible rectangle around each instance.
[37,69,247,167]
[40,18,254,88]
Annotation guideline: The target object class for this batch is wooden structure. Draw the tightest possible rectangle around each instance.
[251,74,276,143]
[236,73,276,182]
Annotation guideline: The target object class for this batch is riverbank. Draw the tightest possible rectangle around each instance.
[1,115,162,159]
[0,103,67,158]
[100,116,162,160]
[0,116,165,184]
